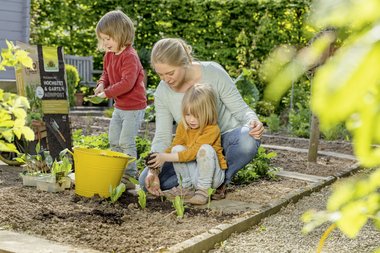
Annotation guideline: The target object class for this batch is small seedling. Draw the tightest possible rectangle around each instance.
[50,148,73,184]
[128,177,147,209]
[128,177,139,185]
[15,141,52,175]
[207,188,216,208]
[109,183,126,204]
[137,189,147,209]
[172,195,185,218]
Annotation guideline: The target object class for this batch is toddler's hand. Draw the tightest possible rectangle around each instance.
[150,153,166,169]
[145,152,158,169]
[94,83,104,96]
[97,92,106,98]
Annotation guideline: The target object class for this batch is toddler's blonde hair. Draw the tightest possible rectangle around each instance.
[96,10,135,51]
[181,83,218,131]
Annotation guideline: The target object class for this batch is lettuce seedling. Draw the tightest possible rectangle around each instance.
[172,195,185,218]
[109,183,126,204]
[137,189,147,209]
[128,177,147,209]
[207,188,216,209]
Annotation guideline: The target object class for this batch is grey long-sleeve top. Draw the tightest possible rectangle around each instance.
[151,61,259,152]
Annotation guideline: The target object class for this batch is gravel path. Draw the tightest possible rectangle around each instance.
[210,173,379,253]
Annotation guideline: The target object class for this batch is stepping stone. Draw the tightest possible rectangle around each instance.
[262,144,356,160]
[0,230,101,253]
[277,170,332,183]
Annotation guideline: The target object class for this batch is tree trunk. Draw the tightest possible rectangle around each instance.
[308,113,320,162]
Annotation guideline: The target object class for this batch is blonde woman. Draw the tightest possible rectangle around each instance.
[147,83,226,205]
[139,38,264,199]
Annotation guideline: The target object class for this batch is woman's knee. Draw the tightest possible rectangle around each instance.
[239,127,260,154]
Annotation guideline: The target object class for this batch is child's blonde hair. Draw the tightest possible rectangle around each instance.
[96,10,135,51]
[181,83,218,131]
[151,38,193,68]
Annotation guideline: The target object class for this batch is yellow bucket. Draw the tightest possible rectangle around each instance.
[73,147,135,198]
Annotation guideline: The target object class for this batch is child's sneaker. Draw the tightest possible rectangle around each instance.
[162,186,195,200]
[211,183,226,200]
[186,188,208,205]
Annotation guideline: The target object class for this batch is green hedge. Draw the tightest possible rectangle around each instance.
[30,0,311,87]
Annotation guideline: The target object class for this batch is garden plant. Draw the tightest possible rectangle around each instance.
[0,41,35,164]
[262,0,380,250]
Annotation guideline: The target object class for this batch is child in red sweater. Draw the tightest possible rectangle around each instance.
[94,10,146,185]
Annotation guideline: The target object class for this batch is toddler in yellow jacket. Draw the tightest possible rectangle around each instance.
[148,83,226,204]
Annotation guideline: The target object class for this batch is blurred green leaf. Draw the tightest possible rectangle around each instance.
[83,96,105,104]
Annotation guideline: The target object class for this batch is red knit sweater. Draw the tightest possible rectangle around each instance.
[98,46,147,110]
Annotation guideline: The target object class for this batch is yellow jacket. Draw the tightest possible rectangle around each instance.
[165,122,227,169]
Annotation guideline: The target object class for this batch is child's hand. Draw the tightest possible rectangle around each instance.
[150,152,167,169]
[145,152,157,169]
[94,83,104,96]
[97,92,106,98]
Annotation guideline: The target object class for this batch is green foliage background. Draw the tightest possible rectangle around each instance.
[30,0,311,89]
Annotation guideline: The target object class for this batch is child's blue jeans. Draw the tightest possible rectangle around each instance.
[109,108,145,178]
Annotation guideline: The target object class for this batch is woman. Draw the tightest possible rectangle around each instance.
[139,38,264,199]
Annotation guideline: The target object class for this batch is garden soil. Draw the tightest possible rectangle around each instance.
[0,132,357,253]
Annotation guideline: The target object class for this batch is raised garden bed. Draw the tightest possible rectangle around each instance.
[0,136,357,253]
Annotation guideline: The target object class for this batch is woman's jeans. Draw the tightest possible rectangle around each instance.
[171,144,225,190]
[139,126,260,190]
[109,108,145,178]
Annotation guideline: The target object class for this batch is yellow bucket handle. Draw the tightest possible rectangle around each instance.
[126,156,136,165]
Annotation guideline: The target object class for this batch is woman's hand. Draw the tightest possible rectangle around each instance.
[145,170,162,196]
[249,120,264,139]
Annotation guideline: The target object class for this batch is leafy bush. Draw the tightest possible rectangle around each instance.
[288,103,311,138]
[256,100,276,117]
[0,90,35,153]
[234,68,260,109]
[136,136,151,172]
[232,147,279,185]
[65,64,80,107]
[265,113,281,133]
[30,0,311,86]
[25,85,43,122]
[137,48,151,70]
[321,122,350,141]
[72,129,109,149]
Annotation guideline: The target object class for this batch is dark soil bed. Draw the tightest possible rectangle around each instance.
[0,145,355,253]
[0,117,358,252]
